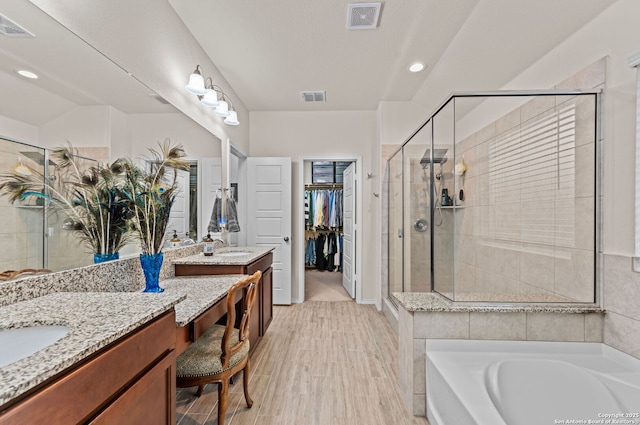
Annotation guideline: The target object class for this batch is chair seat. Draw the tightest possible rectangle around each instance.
[176,324,250,378]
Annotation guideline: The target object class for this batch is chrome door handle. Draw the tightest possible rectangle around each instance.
[284,236,289,242]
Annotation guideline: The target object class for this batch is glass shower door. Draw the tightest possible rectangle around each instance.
[0,139,46,272]
[387,149,404,296]
[403,121,433,292]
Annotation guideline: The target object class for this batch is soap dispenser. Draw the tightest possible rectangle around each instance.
[170,230,181,248]
[203,233,214,256]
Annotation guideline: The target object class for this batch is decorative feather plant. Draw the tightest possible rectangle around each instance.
[118,140,189,255]
[0,145,133,256]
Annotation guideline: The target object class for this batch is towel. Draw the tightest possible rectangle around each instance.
[226,197,240,232]
[208,197,241,233]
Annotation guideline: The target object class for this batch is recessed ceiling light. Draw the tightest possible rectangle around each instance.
[16,69,38,79]
[409,63,426,73]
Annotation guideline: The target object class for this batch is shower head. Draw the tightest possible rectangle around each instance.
[420,148,448,168]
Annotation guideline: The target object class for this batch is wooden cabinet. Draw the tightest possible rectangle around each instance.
[0,311,177,425]
[174,252,273,356]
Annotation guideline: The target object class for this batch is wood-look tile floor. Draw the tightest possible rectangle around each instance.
[176,301,429,425]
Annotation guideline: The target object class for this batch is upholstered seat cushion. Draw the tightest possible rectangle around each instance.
[176,324,250,378]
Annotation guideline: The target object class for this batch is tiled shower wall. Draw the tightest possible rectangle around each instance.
[0,142,45,272]
[452,93,597,302]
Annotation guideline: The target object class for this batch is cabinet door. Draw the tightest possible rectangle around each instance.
[89,353,176,425]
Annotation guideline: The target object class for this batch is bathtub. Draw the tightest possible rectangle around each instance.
[425,340,640,425]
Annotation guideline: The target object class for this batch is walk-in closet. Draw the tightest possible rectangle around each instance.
[303,160,355,302]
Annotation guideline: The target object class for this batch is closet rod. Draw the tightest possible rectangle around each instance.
[305,183,343,189]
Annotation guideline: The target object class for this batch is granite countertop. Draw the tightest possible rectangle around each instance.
[159,275,247,326]
[392,292,603,314]
[0,291,185,407]
[172,246,274,266]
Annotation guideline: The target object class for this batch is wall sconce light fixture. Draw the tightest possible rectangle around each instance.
[185,65,239,126]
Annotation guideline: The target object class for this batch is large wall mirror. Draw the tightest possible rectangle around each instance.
[0,0,221,273]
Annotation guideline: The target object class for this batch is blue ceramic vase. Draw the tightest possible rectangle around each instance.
[140,252,164,293]
[94,252,119,263]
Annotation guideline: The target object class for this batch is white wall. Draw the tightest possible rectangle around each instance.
[129,112,221,159]
[109,106,131,160]
[0,116,39,144]
[39,106,111,148]
[378,101,431,148]
[249,110,378,303]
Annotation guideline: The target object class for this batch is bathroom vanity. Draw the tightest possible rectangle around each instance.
[0,245,274,424]
[173,247,275,356]
[0,293,184,424]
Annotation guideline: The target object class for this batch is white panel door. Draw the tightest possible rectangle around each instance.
[247,157,292,305]
[166,168,190,246]
[342,163,356,298]
[201,158,222,240]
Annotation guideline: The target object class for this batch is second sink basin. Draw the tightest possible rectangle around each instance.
[0,325,70,368]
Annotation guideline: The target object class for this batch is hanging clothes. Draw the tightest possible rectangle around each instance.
[304,191,310,226]
[305,188,344,229]
[326,232,337,271]
[315,233,327,269]
[305,237,316,266]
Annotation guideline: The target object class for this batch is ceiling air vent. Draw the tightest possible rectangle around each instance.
[347,2,382,30]
[0,14,34,38]
[300,91,326,103]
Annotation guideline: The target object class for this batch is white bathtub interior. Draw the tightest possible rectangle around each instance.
[426,339,640,425]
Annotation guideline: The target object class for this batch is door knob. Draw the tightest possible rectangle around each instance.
[284,236,289,242]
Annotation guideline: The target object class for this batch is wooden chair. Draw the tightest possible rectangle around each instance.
[176,271,261,425]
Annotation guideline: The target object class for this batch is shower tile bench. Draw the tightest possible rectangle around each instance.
[392,292,604,417]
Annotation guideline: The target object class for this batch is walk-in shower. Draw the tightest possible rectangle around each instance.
[384,90,600,304]
[0,137,100,272]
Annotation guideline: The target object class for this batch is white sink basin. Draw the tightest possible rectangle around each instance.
[216,251,252,257]
[0,325,70,368]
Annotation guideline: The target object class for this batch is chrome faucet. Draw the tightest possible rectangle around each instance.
[180,232,196,246]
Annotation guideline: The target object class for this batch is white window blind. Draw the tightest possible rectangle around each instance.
[481,103,576,248]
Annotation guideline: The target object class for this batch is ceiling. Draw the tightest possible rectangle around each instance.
[168,0,616,112]
[169,0,479,111]
[0,0,619,128]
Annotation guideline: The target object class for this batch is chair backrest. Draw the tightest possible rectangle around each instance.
[221,270,261,368]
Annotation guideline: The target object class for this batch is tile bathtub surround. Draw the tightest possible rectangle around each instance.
[0,291,185,407]
[394,291,604,416]
[603,254,640,359]
[0,244,203,307]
